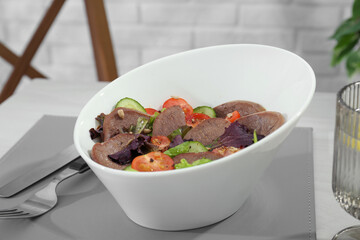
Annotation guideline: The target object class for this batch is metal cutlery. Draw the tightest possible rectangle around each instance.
[0,157,89,219]
[0,144,80,198]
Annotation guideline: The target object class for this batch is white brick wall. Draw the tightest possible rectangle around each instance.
[194,28,295,50]
[0,23,5,42]
[114,48,139,74]
[141,3,237,25]
[240,4,342,28]
[112,26,192,48]
[0,0,356,93]
[0,0,49,21]
[106,2,138,23]
[298,30,335,53]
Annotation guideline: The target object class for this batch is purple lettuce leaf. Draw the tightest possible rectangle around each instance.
[95,113,106,126]
[169,135,184,148]
[89,128,102,140]
[212,122,264,149]
[108,134,151,165]
[89,113,106,140]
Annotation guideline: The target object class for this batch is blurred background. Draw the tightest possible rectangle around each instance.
[0,0,357,94]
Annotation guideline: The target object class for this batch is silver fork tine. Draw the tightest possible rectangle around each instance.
[0,213,31,219]
[0,211,25,216]
[0,209,18,213]
[0,158,89,219]
[0,211,29,217]
[0,207,37,218]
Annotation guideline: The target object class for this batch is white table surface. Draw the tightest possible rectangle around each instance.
[0,80,358,240]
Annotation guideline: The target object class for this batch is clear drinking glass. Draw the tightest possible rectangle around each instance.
[332,81,360,240]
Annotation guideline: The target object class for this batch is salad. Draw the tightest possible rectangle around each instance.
[89,97,285,172]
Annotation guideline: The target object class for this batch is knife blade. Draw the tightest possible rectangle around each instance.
[0,144,80,198]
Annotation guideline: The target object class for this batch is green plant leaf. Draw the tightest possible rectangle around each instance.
[353,0,360,19]
[346,50,360,77]
[331,18,360,41]
[331,33,359,66]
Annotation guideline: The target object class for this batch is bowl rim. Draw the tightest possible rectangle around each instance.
[74,43,316,177]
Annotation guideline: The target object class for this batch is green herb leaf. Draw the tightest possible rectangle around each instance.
[353,0,360,19]
[331,33,359,66]
[330,18,360,41]
[330,0,360,77]
[346,50,360,77]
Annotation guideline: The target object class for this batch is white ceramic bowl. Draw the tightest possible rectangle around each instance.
[74,44,316,231]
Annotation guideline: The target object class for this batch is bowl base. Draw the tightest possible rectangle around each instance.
[128,208,239,231]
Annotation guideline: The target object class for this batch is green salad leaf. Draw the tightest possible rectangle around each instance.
[164,141,207,158]
[124,165,138,172]
[174,158,212,169]
[253,130,258,143]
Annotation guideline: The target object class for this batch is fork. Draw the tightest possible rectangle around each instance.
[0,157,89,219]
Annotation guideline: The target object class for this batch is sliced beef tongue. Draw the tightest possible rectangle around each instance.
[91,133,136,170]
[214,100,265,118]
[184,118,230,146]
[172,152,222,165]
[103,107,150,141]
[152,105,186,137]
[235,111,285,136]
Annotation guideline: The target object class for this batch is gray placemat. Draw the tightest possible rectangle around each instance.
[0,115,76,186]
[0,116,316,240]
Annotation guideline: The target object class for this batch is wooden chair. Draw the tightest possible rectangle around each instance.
[0,0,118,103]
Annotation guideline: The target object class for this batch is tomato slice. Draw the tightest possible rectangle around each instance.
[132,152,174,172]
[225,110,241,123]
[186,113,210,128]
[163,97,193,116]
[145,108,159,115]
[151,136,171,151]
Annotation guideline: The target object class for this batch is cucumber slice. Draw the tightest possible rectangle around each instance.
[115,97,146,113]
[124,165,138,172]
[193,106,216,118]
[164,141,208,158]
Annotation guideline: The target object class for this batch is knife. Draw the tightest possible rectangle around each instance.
[0,144,81,198]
